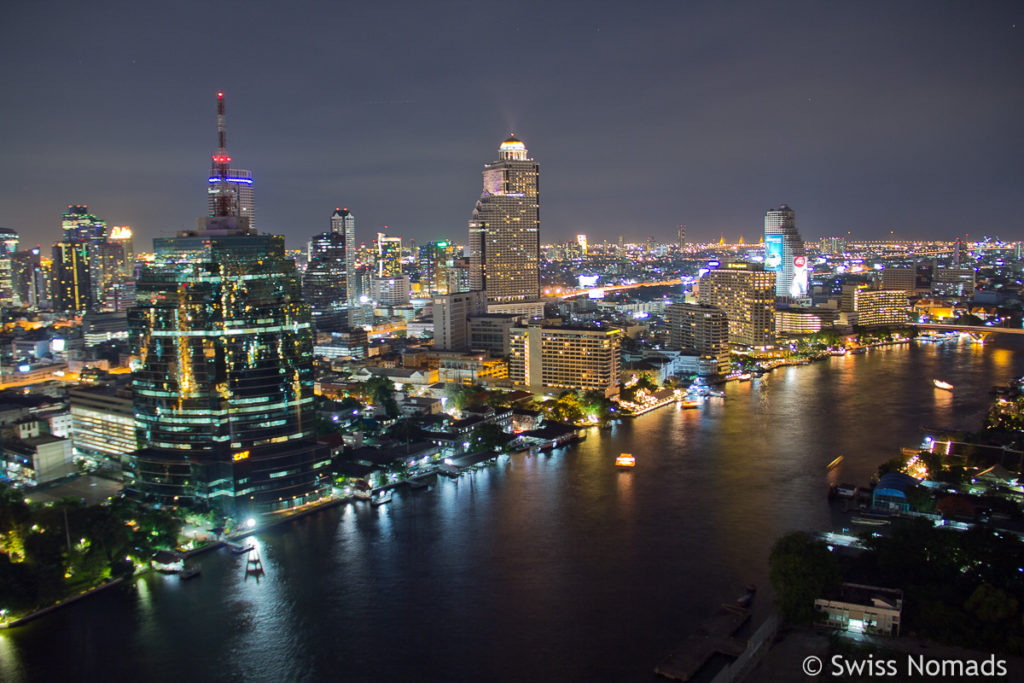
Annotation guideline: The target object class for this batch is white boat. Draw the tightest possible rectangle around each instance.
[371,491,393,506]
[933,379,954,391]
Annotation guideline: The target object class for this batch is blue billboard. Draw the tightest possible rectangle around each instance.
[765,234,784,272]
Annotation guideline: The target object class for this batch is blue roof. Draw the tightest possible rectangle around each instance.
[877,472,918,492]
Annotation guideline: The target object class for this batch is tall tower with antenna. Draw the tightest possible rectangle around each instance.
[206,92,255,229]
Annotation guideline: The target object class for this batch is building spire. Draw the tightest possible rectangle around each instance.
[211,92,235,217]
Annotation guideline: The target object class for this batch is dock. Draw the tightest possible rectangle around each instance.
[655,603,751,681]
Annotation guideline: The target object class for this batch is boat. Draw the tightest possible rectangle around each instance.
[615,453,636,468]
[933,379,954,391]
[245,549,265,579]
[352,490,372,501]
[371,490,393,506]
[737,373,752,382]
[680,399,700,409]
[826,455,844,470]
[851,514,891,526]
[225,542,254,555]
[179,564,201,580]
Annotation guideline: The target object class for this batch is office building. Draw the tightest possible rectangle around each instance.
[432,291,487,351]
[10,248,44,308]
[931,267,975,298]
[303,217,351,330]
[509,323,622,398]
[330,208,357,304]
[763,204,808,298]
[667,302,731,375]
[376,232,402,278]
[52,241,92,313]
[419,239,457,295]
[697,263,776,348]
[468,134,540,302]
[881,268,916,295]
[69,379,137,469]
[126,93,325,515]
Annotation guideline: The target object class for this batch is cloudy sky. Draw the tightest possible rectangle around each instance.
[2,0,1021,250]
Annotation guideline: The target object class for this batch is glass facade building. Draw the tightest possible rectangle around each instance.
[127,232,326,514]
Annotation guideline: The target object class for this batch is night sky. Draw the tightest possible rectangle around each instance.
[2,1,1021,250]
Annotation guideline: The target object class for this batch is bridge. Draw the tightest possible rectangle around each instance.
[910,323,1024,340]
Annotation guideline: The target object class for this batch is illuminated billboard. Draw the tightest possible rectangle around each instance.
[765,234,784,271]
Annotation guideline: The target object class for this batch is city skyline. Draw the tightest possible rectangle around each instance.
[2,2,1022,250]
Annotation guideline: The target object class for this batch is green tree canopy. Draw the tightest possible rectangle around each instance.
[769,531,842,624]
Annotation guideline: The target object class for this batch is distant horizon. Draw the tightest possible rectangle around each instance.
[3,2,1021,251]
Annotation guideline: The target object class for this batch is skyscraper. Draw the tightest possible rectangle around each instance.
[763,204,808,298]
[419,239,456,295]
[206,94,255,227]
[52,241,92,313]
[330,208,356,303]
[126,94,324,516]
[303,223,350,331]
[468,134,540,303]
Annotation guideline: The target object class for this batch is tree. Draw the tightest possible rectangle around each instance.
[470,423,513,452]
[965,583,1019,623]
[769,531,842,624]
[364,375,399,419]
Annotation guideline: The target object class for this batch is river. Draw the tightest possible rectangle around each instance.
[2,337,1022,682]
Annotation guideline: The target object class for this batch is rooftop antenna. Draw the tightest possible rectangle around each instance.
[211,92,235,217]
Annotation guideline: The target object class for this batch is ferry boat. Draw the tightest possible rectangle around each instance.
[680,399,701,409]
[371,490,393,507]
[225,542,254,555]
[179,564,201,580]
[615,453,636,468]
[933,379,954,391]
[826,455,844,470]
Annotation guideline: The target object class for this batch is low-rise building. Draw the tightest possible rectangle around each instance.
[815,583,903,636]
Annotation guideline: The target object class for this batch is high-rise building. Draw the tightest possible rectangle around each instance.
[10,248,44,308]
[61,205,107,243]
[763,204,808,298]
[52,241,92,313]
[852,290,909,328]
[303,212,352,330]
[931,267,975,298]
[376,232,403,278]
[508,323,622,398]
[677,225,686,251]
[418,239,456,295]
[667,302,731,375]
[881,268,916,295]
[697,263,776,348]
[330,208,356,303]
[206,94,254,228]
[821,236,847,256]
[126,94,325,516]
[468,134,540,302]
[0,228,19,307]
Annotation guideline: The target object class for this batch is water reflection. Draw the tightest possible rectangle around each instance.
[4,338,1024,682]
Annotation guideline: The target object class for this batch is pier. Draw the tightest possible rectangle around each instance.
[655,603,751,681]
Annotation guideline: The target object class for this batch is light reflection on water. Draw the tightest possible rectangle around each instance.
[2,338,1022,682]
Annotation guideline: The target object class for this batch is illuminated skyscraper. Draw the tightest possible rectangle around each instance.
[468,134,540,302]
[205,93,255,229]
[763,204,808,298]
[126,94,324,515]
[52,241,92,313]
[303,224,349,330]
[376,231,403,278]
[419,239,456,295]
[330,208,356,303]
